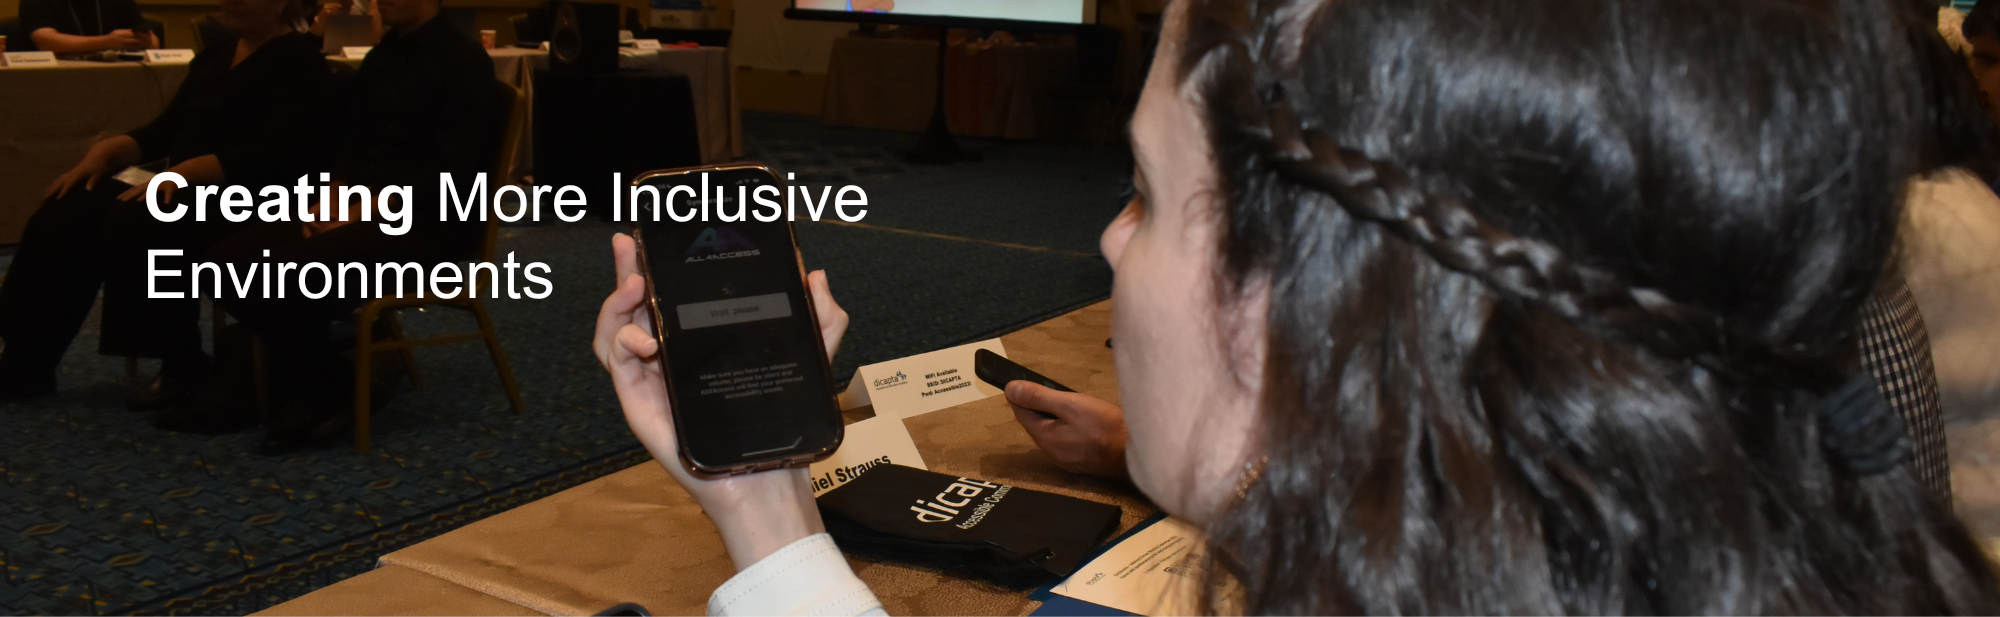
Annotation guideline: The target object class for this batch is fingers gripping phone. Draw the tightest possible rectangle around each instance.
[629,163,843,476]
[973,349,1070,420]
[973,349,1073,393]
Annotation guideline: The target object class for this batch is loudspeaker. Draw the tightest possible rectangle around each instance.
[550,1,618,73]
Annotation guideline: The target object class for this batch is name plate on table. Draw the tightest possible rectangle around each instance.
[839,338,1007,419]
[2,51,57,67]
[806,416,927,496]
[342,46,372,59]
[143,49,195,64]
[632,39,661,50]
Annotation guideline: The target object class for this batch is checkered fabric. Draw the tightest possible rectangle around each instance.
[1858,277,1952,505]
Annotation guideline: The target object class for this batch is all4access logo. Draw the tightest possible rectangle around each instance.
[871,371,907,390]
[684,226,761,263]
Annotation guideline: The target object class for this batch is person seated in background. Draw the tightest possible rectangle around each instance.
[0,0,329,406]
[598,0,2000,613]
[19,0,158,53]
[197,0,502,455]
[1901,0,2000,438]
[1963,0,2000,120]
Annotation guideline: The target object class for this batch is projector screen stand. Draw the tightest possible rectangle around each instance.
[904,28,983,164]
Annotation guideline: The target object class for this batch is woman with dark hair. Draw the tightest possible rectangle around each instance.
[596,0,2000,613]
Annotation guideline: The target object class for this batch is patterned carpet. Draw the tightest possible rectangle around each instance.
[0,112,1125,615]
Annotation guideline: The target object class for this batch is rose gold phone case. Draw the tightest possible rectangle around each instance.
[628,163,844,477]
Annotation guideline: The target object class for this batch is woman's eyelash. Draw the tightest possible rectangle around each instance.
[1116,179,1137,206]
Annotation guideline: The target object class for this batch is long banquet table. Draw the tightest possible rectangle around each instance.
[259,300,1153,616]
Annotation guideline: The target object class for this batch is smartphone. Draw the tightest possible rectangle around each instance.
[972,349,1074,393]
[629,163,843,476]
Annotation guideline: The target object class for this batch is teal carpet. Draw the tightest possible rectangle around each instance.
[0,112,1125,615]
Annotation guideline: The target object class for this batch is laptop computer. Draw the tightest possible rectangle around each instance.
[320,14,377,55]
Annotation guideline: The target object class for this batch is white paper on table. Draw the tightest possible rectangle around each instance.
[111,166,157,188]
[805,415,927,496]
[1049,517,1214,616]
[836,338,1006,420]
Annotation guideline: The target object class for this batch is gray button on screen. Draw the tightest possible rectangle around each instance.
[676,293,793,330]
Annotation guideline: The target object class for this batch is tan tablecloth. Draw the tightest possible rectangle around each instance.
[258,564,543,616]
[0,61,191,244]
[821,36,1075,141]
[261,300,1146,616]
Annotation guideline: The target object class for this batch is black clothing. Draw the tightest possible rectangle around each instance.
[210,14,504,431]
[129,32,333,188]
[0,34,332,384]
[18,0,145,38]
[338,13,501,253]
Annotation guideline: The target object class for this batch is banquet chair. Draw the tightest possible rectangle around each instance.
[209,82,528,451]
[347,80,528,452]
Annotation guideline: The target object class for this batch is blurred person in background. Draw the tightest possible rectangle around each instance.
[0,0,329,413]
[20,0,158,53]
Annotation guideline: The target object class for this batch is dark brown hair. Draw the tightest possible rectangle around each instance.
[1172,0,2000,612]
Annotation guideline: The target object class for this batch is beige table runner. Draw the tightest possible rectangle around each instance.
[264,301,1146,616]
[258,563,544,616]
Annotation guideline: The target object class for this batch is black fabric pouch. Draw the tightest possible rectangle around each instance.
[816,464,1122,587]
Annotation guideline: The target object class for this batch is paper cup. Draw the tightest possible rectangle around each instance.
[480,30,496,49]
[1,35,9,52]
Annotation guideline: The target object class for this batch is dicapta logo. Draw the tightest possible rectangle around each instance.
[871,371,907,390]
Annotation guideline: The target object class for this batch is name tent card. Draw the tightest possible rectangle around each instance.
[342,46,372,59]
[633,39,661,50]
[142,49,195,64]
[2,51,57,67]
[805,416,926,496]
[838,338,1007,419]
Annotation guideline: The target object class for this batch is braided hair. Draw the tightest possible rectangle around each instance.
[1168,0,2000,612]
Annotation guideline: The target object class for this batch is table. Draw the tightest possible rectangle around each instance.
[0,61,191,244]
[260,300,1151,616]
[820,36,1075,141]
[1,47,739,245]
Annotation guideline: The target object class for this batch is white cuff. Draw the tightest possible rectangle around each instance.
[707,533,885,616]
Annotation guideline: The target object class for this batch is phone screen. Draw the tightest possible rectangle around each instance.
[633,165,842,473]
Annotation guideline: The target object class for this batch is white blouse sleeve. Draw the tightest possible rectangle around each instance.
[706,533,886,616]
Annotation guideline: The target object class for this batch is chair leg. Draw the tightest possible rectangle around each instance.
[468,300,525,415]
[210,301,228,355]
[251,336,269,425]
[354,308,376,453]
[383,311,423,390]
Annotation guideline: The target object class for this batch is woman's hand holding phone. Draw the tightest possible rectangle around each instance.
[1005,383,1130,480]
[596,232,849,572]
